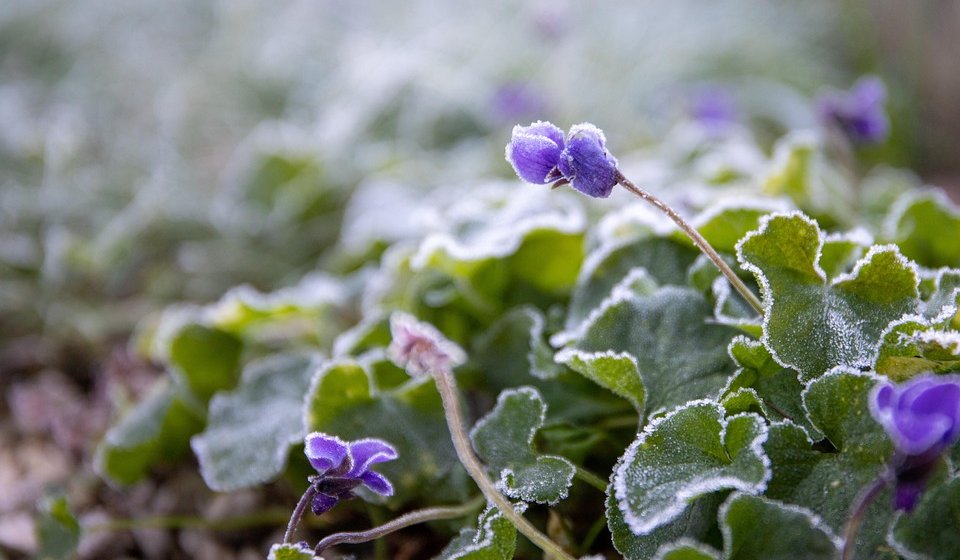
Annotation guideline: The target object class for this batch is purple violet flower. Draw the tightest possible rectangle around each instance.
[869,375,960,511]
[689,86,739,134]
[505,121,619,198]
[304,432,398,515]
[816,76,889,145]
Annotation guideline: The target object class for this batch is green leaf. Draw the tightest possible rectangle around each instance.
[721,336,820,438]
[95,382,205,485]
[303,358,470,503]
[762,370,895,560]
[613,402,769,535]
[555,348,645,413]
[719,493,840,560]
[168,323,244,402]
[874,311,960,381]
[672,203,780,254]
[608,484,723,560]
[890,477,960,560]
[922,269,960,319]
[885,190,960,268]
[267,542,323,560]
[436,507,517,560]
[192,353,318,491]
[470,387,576,505]
[36,495,80,560]
[561,284,739,416]
[652,539,721,560]
[819,231,870,279]
[737,212,920,380]
[565,237,694,335]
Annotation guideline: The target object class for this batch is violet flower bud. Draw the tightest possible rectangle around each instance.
[304,432,398,515]
[505,121,620,198]
[816,76,889,145]
[388,312,466,377]
[556,123,619,198]
[505,121,566,185]
[869,375,960,511]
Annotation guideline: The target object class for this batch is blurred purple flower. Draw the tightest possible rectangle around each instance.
[689,86,739,134]
[816,76,889,145]
[869,375,960,511]
[304,432,398,515]
[388,312,466,377]
[505,121,619,198]
[491,83,547,123]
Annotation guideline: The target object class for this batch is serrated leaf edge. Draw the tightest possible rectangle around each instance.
[469,386,576,505]
[613,400,771,536]
[718,491,843,558]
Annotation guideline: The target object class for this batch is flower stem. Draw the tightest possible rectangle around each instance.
[615,171,764,316]
[284,483,317,544]
[314,495,485,555]
[842,474,889,560]
[432,367,578,560]
[574,466,608,493]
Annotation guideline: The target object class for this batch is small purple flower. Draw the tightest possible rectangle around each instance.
[869,375,960,511]
[388,312,466,377]
[689,86,739,134]
[816,76,889,145]
[304,432,398,515]
[491,83,548,123]
[505,121,619,198]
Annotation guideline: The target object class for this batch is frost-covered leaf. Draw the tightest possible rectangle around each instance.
[874,309,960,381]
[192,353,318,491]
[737,212,920,380]
[206,272,355,347]
[720,337,819,438]
[36,495,80,560]
[436,507,517,560]
[819,230,870,279]
[885,190,960,268]
[613,402,769,535]
[671,203,782,254]
[267,542,323,560]
[95,383,204,485]
[561,284,739,416]
[470,387,576,505]
[303,358,469,503]
[719,493,840,560]
[652,539,721,560]
[921,269,960,319]
[167,323,243,402]
[608,483,722,560]
[890,477,960,560]
[565,236,693,335]
[762,370,895,560]
[555,349,645,413]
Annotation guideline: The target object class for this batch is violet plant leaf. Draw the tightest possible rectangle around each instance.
[191,353,318,491]
[469,387,577,505]
[612,401,770,536]
[885,190,960,269]
[436,506,517,560]
[718,493,840,560]
[737,211,921,381]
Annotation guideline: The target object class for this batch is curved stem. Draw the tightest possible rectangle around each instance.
[284,484,317,544]
[615,171,764,316]
[842,474,889,560]
[574,467,608,493]
[314,495,485,555]
[432,368,578,560]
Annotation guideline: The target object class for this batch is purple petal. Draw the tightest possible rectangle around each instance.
[557,123,619,198]
[816,76,889,144]
[310,491,340,516]
[891,412,952,456]
[346,439,398,477]
[505,121,564,184]
[360,471,394,496]
[305,432,351,475]
[870,375,960,456]
[894,480,925,512]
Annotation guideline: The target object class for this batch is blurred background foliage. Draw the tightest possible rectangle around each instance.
[2,0,960,556]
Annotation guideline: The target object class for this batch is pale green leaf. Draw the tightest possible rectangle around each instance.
[436,507,517,560]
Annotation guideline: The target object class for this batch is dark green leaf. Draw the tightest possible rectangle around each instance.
[470,387,576,505]
[36,495,80,560]
[192,353,318,491]
[719,492,840,560]
[891,477,960,560]
[737,212,920,380]
[436,507,517,560]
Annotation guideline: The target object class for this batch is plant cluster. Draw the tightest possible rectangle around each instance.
[36,75,960,560]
